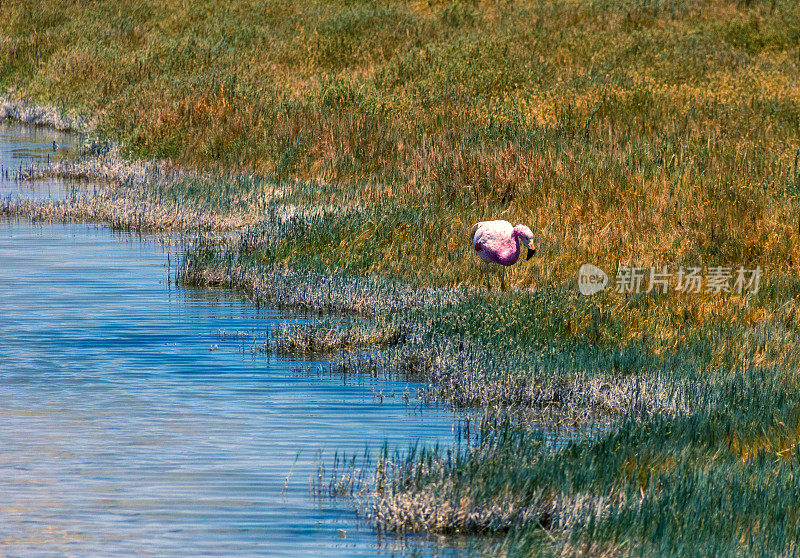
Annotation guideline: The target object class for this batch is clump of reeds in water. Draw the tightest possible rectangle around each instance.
[0,96,86,132]
[316,425,621,537]
[318,362,800,554]
[326,336,695,423]
[257,319,403,355]
[0,188,249,232]
[14,140,182,189]
[179,256,468,316]
[4,138,361,235]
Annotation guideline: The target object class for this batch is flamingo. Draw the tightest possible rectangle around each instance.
[472,220,535,291]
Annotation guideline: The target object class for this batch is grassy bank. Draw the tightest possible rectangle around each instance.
[5,0,800,554]
[4,0,800,285]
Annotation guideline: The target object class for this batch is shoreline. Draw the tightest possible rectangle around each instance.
[0,98,625,538]
[5,81,799,551]
[5,2,800,551]
[0,96,88,132]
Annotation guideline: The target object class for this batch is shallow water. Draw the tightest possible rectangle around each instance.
[0,122,464,555]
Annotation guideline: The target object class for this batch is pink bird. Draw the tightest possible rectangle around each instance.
[472,220,535,291]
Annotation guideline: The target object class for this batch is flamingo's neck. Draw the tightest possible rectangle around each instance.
[511,225,528,239]
[501,237,521,266]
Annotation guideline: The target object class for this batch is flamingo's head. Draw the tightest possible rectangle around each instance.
[513,224,536,261]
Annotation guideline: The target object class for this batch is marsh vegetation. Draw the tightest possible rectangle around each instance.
[4,0,800,553]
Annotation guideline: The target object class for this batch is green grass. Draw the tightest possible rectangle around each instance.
[371,377,800,554]
[6,0,800,553]
[4,0,800,287]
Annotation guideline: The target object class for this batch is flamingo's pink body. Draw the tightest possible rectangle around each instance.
[472,220,535,290]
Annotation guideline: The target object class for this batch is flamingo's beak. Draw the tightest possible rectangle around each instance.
[521,238,535,261]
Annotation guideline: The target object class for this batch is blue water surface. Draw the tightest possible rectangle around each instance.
[0,122,464,556]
